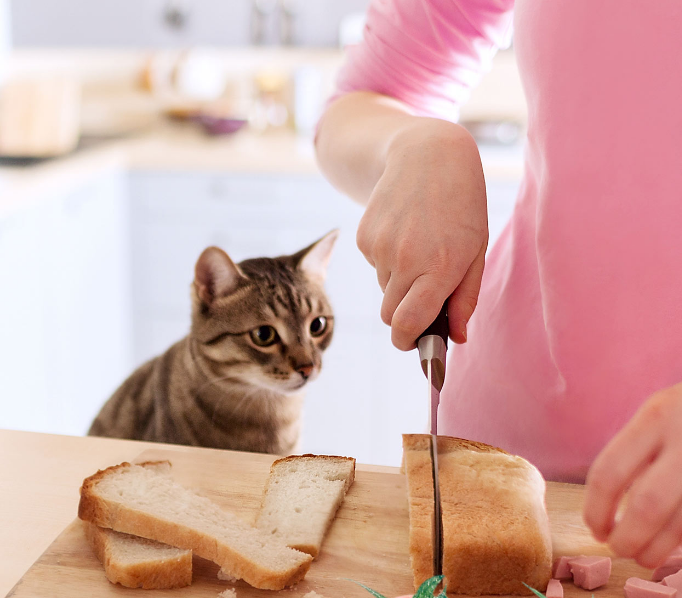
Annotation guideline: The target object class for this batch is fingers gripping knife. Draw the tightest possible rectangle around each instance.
[417,303,448,579]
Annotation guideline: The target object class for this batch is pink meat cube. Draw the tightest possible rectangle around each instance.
[546,579,564,598]
[569,556,612,590]
[625,577,678,598]
[553,556,577,580]
[663,569,682,593]
[653,550,682,582]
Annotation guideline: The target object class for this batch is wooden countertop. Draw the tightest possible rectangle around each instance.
[0,125,320,217]
[4,429,655,598]
[0,429,396,597]
[0,123,524,219]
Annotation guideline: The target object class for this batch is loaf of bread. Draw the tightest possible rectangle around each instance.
[402,434,553,595]
[83,521,192,589]
[78,461,312,590]
[255,454,356,557]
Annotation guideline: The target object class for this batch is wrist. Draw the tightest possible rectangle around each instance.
[385,118,478,168]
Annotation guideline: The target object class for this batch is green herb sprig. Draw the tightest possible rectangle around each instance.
[347,575,447,598]
[522,582,547,598]
[350,577,582,598]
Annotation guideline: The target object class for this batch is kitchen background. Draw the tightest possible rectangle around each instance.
[0,0,526,466]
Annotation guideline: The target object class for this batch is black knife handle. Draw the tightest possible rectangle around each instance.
[418,301,449,348]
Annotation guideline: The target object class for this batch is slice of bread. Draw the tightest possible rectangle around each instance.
[78,461,312,590]
[403,434,553,596]
[402,434,437,587]
[83,521,192,589]
[255,455,356,558]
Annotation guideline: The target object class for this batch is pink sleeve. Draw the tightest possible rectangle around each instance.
[332,0,515,121]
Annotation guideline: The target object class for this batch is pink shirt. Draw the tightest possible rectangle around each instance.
[333,0,682,482]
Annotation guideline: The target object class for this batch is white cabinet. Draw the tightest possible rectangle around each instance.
[128,171,430,466]
[127,170,519,466]
[0,161,518,466]
[0,170,133,435]
[0,204,49,432]
[129,172,381,358]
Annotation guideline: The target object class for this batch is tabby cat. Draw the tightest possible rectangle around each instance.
[88,231,338,455]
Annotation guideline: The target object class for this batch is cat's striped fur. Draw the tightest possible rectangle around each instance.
[88,232,337,454]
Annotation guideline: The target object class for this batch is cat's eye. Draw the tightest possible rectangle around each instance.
[249,325,279,347]
[310,316,328,337]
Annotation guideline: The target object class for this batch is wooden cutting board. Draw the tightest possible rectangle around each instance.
[7,446,651,598]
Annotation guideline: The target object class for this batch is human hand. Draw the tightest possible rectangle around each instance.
[583,382,682,567]
[356,118,488,350]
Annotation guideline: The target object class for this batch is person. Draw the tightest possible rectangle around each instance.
[315,0,682,569]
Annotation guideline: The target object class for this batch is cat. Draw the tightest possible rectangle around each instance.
[88,230,338,455]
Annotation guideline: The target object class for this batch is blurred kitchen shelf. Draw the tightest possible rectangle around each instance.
[0,133,139,166]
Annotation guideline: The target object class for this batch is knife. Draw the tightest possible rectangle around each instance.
[417,302,448,579]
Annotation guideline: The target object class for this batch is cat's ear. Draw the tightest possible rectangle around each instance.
[194,247,245,305]
[293,229,339,284]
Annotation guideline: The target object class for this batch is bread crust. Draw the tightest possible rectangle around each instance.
[78,461,312,591]
[435,435,510,455]
[402,434,552,595]
[83,521,192,589]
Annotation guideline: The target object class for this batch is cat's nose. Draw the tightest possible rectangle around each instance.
[296,363,315,380]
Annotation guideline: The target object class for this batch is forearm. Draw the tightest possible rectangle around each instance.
[315,89,487,348]
[314,91,418,205]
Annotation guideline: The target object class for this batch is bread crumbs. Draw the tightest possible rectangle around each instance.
[217,569,239,583]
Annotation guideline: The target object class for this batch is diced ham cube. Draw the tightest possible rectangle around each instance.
[663,569,682,593]
[653,550,682,582]
[553,556,577,580]
[546,579,564,598]
[625,577,677,598]
[569,556,612,590]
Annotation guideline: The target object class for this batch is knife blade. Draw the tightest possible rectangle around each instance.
[417,302,448,579]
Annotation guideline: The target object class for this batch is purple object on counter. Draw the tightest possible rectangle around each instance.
[569,556,612,590]
[625,578,677,598]
[195,115,248,136]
